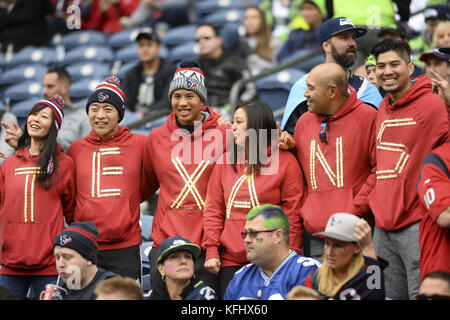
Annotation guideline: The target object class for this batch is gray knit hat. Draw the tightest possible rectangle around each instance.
[168,59,207,103]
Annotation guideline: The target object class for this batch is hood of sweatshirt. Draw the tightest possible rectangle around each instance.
[313,85,361,123]
[383,74,431,110]
[85,125,133,145]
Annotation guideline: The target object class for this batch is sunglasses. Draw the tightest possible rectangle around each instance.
[241,229,278,240]
[195,35,215,42]
[319,117,330,144]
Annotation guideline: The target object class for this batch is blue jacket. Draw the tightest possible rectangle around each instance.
[277,28,322,62]
[224,250,320,300]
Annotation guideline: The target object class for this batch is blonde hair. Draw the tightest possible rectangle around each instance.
[316,248,365,297]
[94,277,144,300]
[431,21,450,48]
[287,285,323,300]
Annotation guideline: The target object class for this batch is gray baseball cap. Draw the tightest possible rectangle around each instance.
[313,213,360,242]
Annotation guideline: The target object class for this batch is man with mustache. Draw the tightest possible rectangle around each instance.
[281,17,383,135]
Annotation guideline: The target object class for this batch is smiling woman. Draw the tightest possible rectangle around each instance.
[0,95,76,299]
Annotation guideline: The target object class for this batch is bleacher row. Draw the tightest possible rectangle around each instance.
[0,0,317,135]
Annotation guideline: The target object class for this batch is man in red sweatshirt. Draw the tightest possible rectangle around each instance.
[370,39,449,300]
[67,76,152,282]
[293,62,377,260]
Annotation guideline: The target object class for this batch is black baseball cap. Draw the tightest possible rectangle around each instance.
[420,47,449,62]
[157,236,201,264]
[135,27,160,43]
[319,17,367,44]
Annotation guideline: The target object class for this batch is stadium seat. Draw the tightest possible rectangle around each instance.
[196,0,247,18]
[57,30,107,50]
[141,273,152,294]
[141,241,153,276]
[167,42,199,64]
[0,64,47,85]
[161,25,196,48]
[3,81,42,102]
[10,97,41,119]
[0,52,4,68]
[107,28,143,49]
[115,61,138,80]
[121,110,142,127]
[69,78,102,100]
[66,62,110,82]
[114,44,140,64]
[200,9,244,27]
[63,45,114,65]
[278,48,325,73]
[5,47,57,70]
[256,68,306,112]
[139,214,154,242]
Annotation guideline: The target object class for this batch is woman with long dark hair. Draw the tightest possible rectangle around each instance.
[202,101,305,298]
[0,95,76,299]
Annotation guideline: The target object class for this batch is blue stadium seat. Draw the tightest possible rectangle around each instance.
[114,44,140,64]
[256,68,306,112]
[6,47,57,69]
[115,61,138,80]
[196,0,247,18]
[167,42,199,64]
[3,81,42,102]
[0,52,4,68]
[141,241,153,277]
[143,115,167,133]
[121,110,142,127]
[141,273,152,294]
[63,45,114,65]
[69,78,102,100]
[66,62,110,82]
[57,30,107,50]
[139,214,154,242]
[107,28,142,49]
[161,25,196,48]
[278,48,326,73]
[10,98,41,119]
[0,64,47,85]
[200,9,244,27]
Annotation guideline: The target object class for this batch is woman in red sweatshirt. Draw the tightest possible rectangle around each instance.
[0,95,76,299]
[143,60,230,293]
[202,101,305,297]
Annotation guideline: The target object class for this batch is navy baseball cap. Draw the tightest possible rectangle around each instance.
[424,5,450,21]
[420,47,449,62]
[438,47,450,56]
[319,17,367,44]
[157,236,201,264]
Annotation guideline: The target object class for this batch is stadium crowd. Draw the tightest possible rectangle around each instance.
[0,0,449,302]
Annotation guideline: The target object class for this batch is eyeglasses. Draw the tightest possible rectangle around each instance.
[241,229,278,240]
[195,35,215,42]
[319,117,330,144]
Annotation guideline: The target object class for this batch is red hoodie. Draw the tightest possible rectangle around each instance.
[143,107,229,249]
[294,86,377,235]
[67,126,150,250]
[368,75,449,231]
[203,148,305,268]
[0,146,76,275]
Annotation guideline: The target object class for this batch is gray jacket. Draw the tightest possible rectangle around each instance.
[57,102,91,151]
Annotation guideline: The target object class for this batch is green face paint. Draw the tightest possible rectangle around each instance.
[255,237,264,244]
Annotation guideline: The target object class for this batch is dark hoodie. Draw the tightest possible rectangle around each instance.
[294,86,378,235]
[67,126,151,250]
[149,275,217,300]
[369,74,449,231]
[143,106,230,249]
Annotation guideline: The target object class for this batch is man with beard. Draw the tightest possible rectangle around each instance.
[281,17,383,135]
